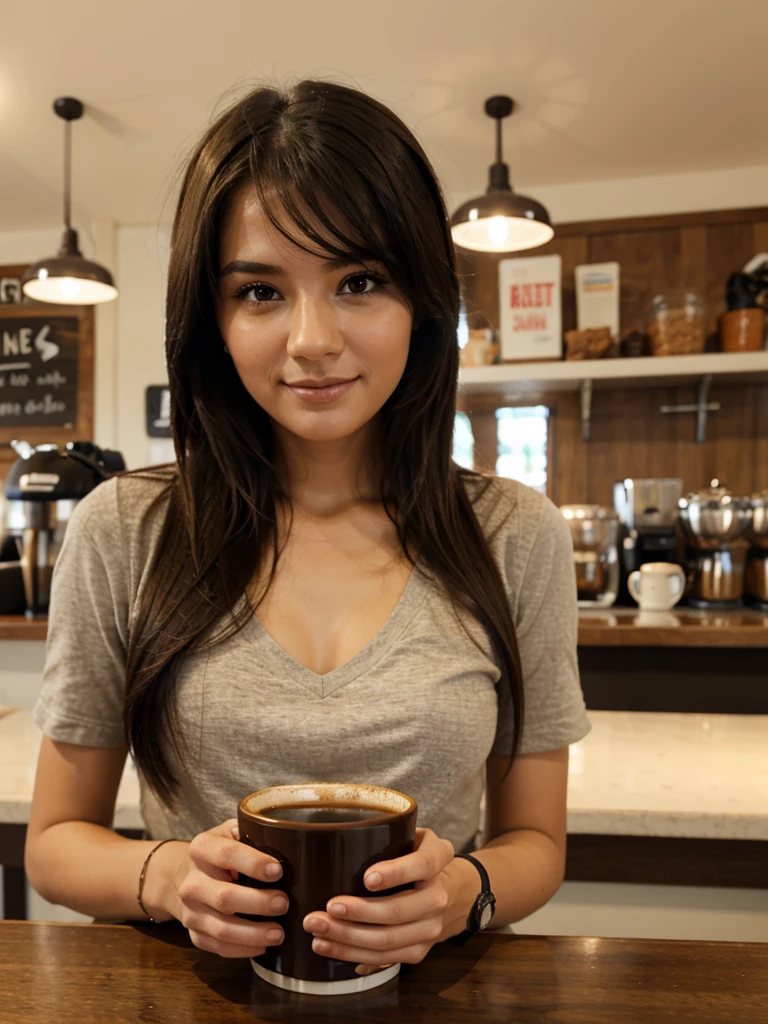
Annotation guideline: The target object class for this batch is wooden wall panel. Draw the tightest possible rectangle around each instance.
[589,229,681,333]
[754,384,768,493]
[462,382,767,506]
[459,207,768,506]
[754,220,768,255]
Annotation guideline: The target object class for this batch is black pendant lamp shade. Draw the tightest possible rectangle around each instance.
[22,98,118,305]
[450,96,554,253]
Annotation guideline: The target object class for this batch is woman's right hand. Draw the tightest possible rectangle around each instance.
[163,818,288,958]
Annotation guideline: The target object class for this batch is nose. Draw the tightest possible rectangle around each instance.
[285,292,345,361]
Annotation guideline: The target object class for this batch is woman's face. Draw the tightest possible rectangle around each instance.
[215,186,413,445]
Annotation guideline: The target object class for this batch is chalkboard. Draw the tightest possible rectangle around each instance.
[0,314,80,428]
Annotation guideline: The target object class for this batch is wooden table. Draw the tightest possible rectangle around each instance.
[1,921,766,1023]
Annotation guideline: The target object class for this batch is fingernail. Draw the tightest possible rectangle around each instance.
[313,938,330,953]
[264,863,282,880]
[270,897,289,914]
[329,902,347,917]
[266,928,283,943]
[230,824,241,840]
[365,871,382,889]
[304,916,327,933]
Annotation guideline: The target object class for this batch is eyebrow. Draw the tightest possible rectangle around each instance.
[218,256,371,279]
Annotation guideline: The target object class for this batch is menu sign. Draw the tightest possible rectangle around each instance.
[0,315,79,427]
[498,254,562,361]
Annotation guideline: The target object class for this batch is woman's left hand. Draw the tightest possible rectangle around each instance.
[302,827,456,974]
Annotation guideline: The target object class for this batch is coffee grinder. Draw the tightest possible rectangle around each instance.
[613,478,682,606]
[745,491,768,610]
[677,479,753,608]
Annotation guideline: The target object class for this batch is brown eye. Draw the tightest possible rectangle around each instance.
[237,284,277,304]
[339,272,388,297]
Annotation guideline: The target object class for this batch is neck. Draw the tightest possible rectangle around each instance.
[273,421,380,518]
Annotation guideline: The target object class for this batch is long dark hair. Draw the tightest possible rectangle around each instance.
[124,79,523,807]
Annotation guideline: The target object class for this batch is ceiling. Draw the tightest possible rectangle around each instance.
[2,0,767,233]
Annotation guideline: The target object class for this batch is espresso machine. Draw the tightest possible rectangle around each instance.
[745,491,768,610]
[3,439,126,617]
[613,478,683,605]
[677,479,753,608]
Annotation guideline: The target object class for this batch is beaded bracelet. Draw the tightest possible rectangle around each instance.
[137,838,177,923]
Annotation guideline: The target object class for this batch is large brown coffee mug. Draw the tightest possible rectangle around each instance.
[237,782,418,996]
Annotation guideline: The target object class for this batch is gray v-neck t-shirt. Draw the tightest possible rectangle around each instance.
[33,471,591,856]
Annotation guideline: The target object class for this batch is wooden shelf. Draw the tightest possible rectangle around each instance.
[0,616,47,641]
[459,350,768,396]
[578,607,768,648]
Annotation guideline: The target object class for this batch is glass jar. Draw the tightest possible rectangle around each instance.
[646,289,706,356]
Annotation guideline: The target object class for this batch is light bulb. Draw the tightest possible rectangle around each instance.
[59,278,81,299]
[488,216,509,247]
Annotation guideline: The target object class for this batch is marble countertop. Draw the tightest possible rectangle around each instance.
[565,710,767,840]
[1,707,766,840]
[0,707,141,831]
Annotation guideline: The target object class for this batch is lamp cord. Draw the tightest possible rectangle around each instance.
[63,119,71,230]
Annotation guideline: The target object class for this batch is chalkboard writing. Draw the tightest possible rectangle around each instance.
[0,315,79,427]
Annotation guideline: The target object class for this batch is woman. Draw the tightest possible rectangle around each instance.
[25,79,590,969]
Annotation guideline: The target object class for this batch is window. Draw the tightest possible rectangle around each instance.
[453,405,550,493]
[452,411,475,469]
[496,406,549,493]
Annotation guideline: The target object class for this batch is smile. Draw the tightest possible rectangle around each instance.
[283,377,360,404]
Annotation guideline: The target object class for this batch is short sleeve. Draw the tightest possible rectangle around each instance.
[32,483,129,747]
[492,493,591,755]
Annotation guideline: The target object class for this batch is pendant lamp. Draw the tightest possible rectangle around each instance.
[450,96,554,254]
[22,98,118,305]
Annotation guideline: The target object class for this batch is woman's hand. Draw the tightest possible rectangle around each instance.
[302,827,456,974]
[165,819,289,958]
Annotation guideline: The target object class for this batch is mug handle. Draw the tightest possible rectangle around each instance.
[669,565,686,606]
[627,571,642,605]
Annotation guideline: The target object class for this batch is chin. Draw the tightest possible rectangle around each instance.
[271,412,372,444]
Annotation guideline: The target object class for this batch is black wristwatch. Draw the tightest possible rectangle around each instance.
[448,853,496,945]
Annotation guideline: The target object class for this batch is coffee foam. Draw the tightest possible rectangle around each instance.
[243,783,412,817]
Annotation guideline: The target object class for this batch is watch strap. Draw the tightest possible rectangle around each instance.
[457,852,490,893]
[448,853,495,946]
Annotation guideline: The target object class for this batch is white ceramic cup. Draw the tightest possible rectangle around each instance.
[627,562,686,610]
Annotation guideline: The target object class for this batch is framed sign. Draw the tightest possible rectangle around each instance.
[145,385,172,437]
[0,264,94,473]
[498,254,562,361]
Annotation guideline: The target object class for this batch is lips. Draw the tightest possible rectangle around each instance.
[283,376,360,404]
[284,377,357,388]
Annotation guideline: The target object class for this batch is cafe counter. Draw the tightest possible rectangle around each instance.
[4,608,768,645]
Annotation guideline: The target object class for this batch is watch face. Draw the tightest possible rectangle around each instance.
[477,893,496,931]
